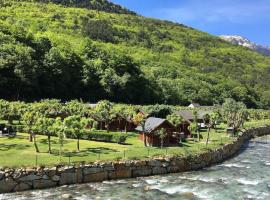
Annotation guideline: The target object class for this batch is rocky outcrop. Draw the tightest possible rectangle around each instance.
[220,35,270,56]
[0,126,269,194]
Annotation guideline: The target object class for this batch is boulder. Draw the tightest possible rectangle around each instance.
[0,178,17,193]
[14,182,32,191]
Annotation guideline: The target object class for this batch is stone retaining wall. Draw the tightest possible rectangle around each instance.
[1,126,269,193]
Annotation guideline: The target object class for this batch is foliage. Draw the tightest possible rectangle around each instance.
[0,0,269,107]
[166,113,184,126]
[83,130,128,144]
[156,128,166,148]
[222,98,248,131]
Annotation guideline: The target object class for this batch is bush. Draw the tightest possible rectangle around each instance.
[83,130,128,144]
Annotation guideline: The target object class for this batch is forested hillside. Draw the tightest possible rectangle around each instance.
[0,0,270,108]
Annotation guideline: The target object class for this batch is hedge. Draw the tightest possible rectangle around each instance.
[83,130,128,144]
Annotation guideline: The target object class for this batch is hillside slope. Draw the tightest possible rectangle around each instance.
[0,0,270,108]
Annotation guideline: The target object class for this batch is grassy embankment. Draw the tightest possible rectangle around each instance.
[0,120,269,167]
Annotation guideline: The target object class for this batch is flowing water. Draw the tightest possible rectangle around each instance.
[1,136,270,200]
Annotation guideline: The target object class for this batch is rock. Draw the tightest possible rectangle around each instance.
[152,167,167,175]
[113,162,126,169]
[134,160,146,166]
[181,192,195,198]
[83,171,108,183]
[62,193,73,199]
[148,160,162,167]
[19,174,41,181]
[175,159,190,172]
[132,166,152,177]
[167,166,180,173]
[109,169,132,179]
[83,167,103,175]
[14,182,32,191]
[33,179,57,189]
[59,169,82,186]
[46,167,57,177]
[52,175,60,182]
[0,178,17,193]
[144,186,151,191]
[0,171,5,180]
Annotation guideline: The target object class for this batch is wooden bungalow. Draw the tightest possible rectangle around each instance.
[136,117,178,147]
[174,110,211,136]
[95,117,136,132]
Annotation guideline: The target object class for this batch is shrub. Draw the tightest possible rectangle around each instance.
[83,130,128,144]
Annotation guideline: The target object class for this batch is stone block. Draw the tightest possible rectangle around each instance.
[83,171,108,183]
[152,167,167,175]
[33,179,57,189]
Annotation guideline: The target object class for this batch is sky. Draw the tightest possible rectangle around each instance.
[111,0,270,46]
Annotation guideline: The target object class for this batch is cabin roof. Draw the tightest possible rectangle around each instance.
[175,110,210,122]
[136,117,173,133]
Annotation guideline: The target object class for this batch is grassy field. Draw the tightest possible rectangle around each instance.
[0,120,269,167]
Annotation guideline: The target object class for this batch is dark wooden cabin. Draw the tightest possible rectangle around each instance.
[136,117,178,147]
[174,110,211,136]
[96,117,136,132]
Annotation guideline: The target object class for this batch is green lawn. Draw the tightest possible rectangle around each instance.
[0,120,269,168]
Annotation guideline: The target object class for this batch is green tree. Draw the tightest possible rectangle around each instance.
[133,112,148,147]
[51,117,66,160]
[64,115,91,151]
[222,98,248,135]
[157,128,166,148]
[93,100,113,132]
[36,117,55,154]
[22,111,40,153]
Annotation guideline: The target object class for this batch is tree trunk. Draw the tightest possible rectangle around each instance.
[33,134,39,153]
[125,121,128,133]
[59,145,62,162]
[48,135,51,154]
[206,127,210,146]
[106,121,109,133]
[29,132,33,142]
[77,137,80,152]
[143,133,147,147]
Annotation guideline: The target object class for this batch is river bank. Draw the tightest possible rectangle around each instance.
[0,126,269,194]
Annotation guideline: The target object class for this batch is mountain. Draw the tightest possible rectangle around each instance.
[0,0,270,108]
[35,0,136,15]
[220,35,270,56]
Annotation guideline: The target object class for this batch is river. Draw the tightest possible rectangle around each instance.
[1,135,270,200]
